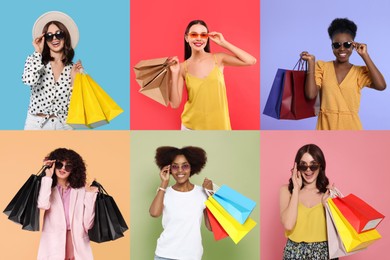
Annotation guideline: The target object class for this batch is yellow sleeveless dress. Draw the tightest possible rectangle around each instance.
[181,55,231,130]
[286,203,327,243]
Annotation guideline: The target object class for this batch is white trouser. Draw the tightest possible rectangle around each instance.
[24,113,73,130]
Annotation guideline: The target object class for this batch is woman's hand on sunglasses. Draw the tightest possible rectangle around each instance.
[300,51,315,63]
[291,163,302,191]
[42,158,56,177]
[208,32,225,46]
[33,33,45,54]
[159,165,171,188]
[353,42,368,57]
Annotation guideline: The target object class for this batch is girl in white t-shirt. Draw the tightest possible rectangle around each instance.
[149,146,213,260]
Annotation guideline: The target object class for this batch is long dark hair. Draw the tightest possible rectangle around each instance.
[184,20,211,60]
[47,148,86,188]
[41,21,74,65]
[288,144,329,194]
[155,146,207,176]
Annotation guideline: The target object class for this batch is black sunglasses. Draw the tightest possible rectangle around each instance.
[332,41,353,49]
[55,161,73,172]
[45,31,65,42]
[297,164,320,172]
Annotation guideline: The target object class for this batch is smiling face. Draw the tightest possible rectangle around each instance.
[332,32,354,63]
[170,154,191,185]
[298,152,320,185]
[185,24,209,51]
[45,23,65,53]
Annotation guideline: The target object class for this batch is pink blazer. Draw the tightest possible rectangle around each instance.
[37,176,97,260]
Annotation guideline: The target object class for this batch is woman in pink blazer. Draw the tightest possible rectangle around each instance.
[37,148,98,260]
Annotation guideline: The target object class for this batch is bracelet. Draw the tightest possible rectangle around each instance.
[156,187,166,193]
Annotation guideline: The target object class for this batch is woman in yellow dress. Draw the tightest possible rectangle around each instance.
[301,18,386,130]
[169,20,256,130]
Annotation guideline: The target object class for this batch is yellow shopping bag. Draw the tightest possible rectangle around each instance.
[328,199,381,252]
[67,73,88,128]
[66,73,123,129]
[80,74,108,128]
[85,75,123,122]
[205,196,256,244]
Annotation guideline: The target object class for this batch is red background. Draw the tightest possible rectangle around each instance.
[130,0,260,130]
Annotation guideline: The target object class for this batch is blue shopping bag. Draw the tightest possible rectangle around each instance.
[213,185,256,225]
[263,69,287,119]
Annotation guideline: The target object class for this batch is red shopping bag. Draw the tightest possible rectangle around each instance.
[280,59,317,119]
[332,194,384,233]
[206,208,229,241]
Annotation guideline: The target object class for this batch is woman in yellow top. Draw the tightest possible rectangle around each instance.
[279,144,337,260]
[301,18,386,130]
[169,20,256,130]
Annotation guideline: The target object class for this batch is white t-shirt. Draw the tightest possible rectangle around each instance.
[155,185,207,260]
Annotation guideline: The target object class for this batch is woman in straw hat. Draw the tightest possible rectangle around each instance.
[22,11,83,130]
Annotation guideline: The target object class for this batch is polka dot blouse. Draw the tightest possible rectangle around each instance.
[22,52,73,127]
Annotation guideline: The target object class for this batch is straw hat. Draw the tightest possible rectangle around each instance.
[32,11,79,49]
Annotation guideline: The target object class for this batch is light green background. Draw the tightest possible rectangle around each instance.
[130,131,260,260]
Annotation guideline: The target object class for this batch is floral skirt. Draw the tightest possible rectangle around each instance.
[283,239,338,260]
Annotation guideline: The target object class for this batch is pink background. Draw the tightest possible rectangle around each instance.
[130,0,260,130]
[260,131,390,259]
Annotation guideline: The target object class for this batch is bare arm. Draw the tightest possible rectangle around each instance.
[301,52,319,99]
[149,165,170,217]
[208,32,257,66]
[168,57,185,109]
[280,164,302,231]
[354,42,386,90]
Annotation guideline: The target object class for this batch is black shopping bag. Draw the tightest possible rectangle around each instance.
[88,180,128,243]
[3,166,46,231]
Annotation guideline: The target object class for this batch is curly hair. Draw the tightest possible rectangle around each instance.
[41,21,75,65]
[288,144,329,194]
[184,20,211,60]
[47,148,86,188]
[328,18,357,40]
[155,146,207,176]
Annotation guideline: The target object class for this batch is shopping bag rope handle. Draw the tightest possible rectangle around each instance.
[91,180,109,195]
[293,58,307,71]
[204,182,220,197]
[36,165,49,176]
[329,186,343,198]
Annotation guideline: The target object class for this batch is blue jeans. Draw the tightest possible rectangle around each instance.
[154,255,176,260]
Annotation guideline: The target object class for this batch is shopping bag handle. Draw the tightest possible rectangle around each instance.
[204,182,220,197]
[36,165,48,176]
[91,180,109,195]
[292,58,307,71]
[329,186,343,198]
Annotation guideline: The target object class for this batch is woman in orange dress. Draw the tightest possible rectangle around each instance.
[301,18,386,130]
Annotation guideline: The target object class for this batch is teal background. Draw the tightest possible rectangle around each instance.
[0,0,129,129]
[130,131,260,259]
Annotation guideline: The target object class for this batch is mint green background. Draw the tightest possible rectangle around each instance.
[130,131,260,260]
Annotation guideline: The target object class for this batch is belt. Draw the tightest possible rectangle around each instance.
[36,113,57,118]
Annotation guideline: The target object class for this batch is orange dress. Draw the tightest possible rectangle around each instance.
[315,61,372,130]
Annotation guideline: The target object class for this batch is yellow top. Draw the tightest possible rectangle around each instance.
[181,55,231,130]
[315,61,372,130]
[286,203,327,243]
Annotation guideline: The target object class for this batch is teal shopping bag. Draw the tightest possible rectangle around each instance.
[213,185,256,224]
